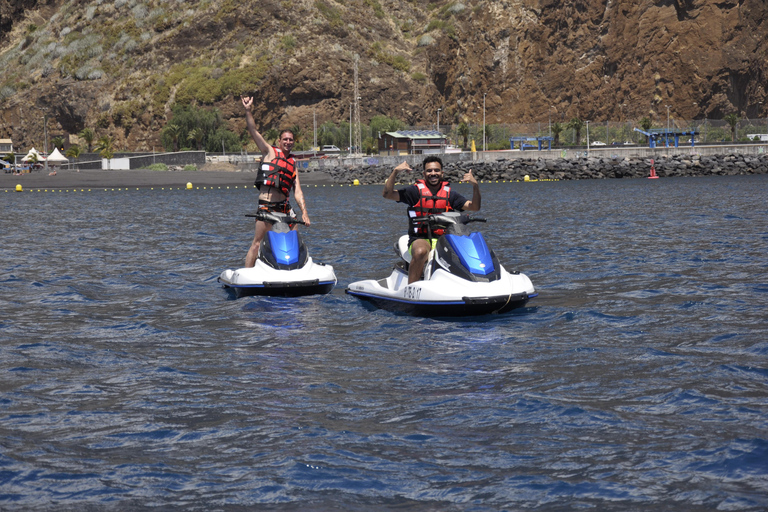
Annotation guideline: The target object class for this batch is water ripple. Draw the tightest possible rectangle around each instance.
[0,176,767,510]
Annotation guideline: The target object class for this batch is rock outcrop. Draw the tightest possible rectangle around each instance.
[1,0,766,151]
[317,153,768,184]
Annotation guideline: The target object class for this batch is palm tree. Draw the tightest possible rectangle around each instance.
[724,113,740,142]
[289,125,304,150]
[551,122,563,146]
[165,124,182,152]
[27,152,39,170]
[457,121,469,149]
[78,127,95,152]
[264,128,279,145]
[567,118,584,145]
[65,144,81,170]
[187,128,204,150]
[51,135,65,150]
[96,135,114,169]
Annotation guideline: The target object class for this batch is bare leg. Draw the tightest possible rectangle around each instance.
[245,220,270,268]
[408,238,431,284]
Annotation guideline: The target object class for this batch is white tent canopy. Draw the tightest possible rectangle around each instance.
[46,147,68,163]
[22,147,44,162]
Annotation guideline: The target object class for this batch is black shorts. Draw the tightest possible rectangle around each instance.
[258,199,295,216]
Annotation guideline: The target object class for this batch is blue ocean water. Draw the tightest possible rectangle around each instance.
[1,174,767,510]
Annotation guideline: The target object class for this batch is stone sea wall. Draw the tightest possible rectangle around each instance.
[315,153,768,185]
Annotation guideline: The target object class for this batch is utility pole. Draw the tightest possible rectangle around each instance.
[353,55,362,156]
[43,113,49,173]
[483,93,486,153]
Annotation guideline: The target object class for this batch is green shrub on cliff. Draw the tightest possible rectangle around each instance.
[167,60,270,106]
[368,42,411,72]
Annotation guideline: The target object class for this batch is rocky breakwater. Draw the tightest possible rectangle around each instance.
[315,153,768,185]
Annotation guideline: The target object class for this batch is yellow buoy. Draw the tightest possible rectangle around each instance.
[353,179,360,186]
[15,184,22,192]
[523,175,530,182]
[186,182,193,189]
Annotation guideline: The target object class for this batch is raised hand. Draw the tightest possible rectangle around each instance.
[462,169,477,184]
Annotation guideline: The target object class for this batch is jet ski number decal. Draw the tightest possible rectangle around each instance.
[404,286,422,300]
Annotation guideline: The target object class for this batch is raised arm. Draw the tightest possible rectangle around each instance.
[461,169,481,211]
[242,96,275,159]
[383,161,412,200]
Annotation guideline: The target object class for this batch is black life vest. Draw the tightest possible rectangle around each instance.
[256,147,296,197]
[408,179,452,237]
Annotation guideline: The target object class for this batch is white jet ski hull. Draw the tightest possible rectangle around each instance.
[219,257,336,297]
[346,263,535,317]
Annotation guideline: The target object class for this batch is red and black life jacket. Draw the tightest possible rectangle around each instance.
[408,179,452,237]
[256,147,296,197]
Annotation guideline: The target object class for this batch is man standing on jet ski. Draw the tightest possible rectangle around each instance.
[383,156,480,284]
[241,95,311,268]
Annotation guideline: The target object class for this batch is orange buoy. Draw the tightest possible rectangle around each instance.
[648,159,659,179]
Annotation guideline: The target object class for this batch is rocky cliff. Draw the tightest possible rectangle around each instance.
[1,0,766,152]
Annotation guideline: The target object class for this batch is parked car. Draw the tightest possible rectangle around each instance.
[321,145,341,153]
[590,141,607,146]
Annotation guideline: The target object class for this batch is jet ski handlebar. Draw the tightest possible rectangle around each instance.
[246,211,306,225]
[412,212,487,226]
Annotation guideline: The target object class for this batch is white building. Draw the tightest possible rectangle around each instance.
[0,138,13,153]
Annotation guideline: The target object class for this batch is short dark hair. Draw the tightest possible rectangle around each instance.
[422,155,443,170]
[279,130,294,140]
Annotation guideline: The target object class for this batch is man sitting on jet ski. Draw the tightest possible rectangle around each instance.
[383,156,480,284]
[241,95,311,268]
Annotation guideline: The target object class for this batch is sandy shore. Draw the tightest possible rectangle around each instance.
[1,167,334,190]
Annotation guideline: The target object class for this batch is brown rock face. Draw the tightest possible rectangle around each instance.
[1,0,766,151]
[430,0,767,124]
[0,1,42,37]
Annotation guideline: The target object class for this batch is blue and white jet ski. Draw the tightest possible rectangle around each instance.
[219,210,336,298]
[346,212,536,316]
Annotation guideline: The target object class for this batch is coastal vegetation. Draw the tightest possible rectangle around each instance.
[724,113,740,142]
[159,104,240,153]
[64,144,81,164]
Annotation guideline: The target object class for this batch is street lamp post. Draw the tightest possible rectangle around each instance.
[437,108,441,133]
[586,120,590,154]
[618,103,626,143]
[692,102,698,144]
[349,103,352,154]
[483,93,486,153]
[665,105,671,147]
[43,113,49,173]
